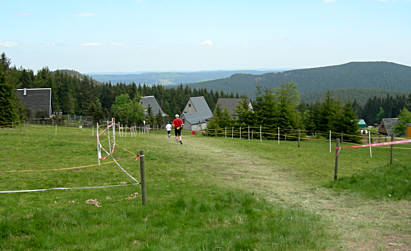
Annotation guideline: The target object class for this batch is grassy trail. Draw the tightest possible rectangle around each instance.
[163,134,410,250]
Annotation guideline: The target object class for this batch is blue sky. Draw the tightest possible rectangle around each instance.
[1,0,411,73]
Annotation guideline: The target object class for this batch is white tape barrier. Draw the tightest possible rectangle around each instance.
[0,183,136,194]
[100,145,140,184]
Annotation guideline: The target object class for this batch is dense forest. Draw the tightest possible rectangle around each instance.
[0,53,235,126]
[188,61,411,99]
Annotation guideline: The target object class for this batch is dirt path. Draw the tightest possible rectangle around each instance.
[174,135,411,250]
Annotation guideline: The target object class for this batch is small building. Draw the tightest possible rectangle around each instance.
[357,119,367,129]
[215,98,253,119]
[406,123,411,138]
[15,88,52,118]
[378,118,399,136]
[181,96,213,131]
[140,96,167,117]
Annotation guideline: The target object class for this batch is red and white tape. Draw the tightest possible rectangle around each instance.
[336,139,411,156]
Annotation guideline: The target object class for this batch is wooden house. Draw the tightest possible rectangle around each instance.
[181,96,212,131]
[15,88,52,118]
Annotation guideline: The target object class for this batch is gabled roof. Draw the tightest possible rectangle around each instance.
[189,96,212,118]
[215,98,251,117]
[182,96,212,125]
[358,119,366,125]
[140,96,167,117]
[181,112,209,125]
[380,118,399,136]
[15,88,52,117]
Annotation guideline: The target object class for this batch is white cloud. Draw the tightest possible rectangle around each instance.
[74,13,95,17]
[323,0,336,3]
[200,40,214,46]
[80,42,103,46]
[0,41,17,48]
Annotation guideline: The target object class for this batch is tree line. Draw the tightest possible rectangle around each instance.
[1,52,410,137]
[0,53,234,126]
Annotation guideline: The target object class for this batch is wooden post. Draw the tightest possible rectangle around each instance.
[390,134,394,165]
[248,126,250,140]
[139,150,146,206]
[240,127,242,140]
[225,127,226,138]
[329,130,332,153]
[334,138,340,181]
[278,127,280,144]
[96,123,101,166]
[260,125,262,142]
[298,129,301,148]
[55,122,57,136]
[369,131,372,158]
[232,127,234,139]
[92,126,94,137]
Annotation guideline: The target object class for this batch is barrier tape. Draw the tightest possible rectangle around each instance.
[0,183,135,194]
[336,139,411,156]
[1,161,115,174]
[100,145,140,184]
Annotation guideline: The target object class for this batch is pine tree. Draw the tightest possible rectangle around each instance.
[0,71,18,126]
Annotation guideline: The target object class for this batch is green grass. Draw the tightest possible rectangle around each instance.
[325,164,411,200]
[0,125,331,250]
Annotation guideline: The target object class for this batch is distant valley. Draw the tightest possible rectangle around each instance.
[88,70,283,85]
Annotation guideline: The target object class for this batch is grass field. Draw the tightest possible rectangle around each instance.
[0,125,410,250]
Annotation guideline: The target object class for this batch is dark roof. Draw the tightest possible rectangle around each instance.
[140,96,167,117]
[15,88,52,117]
[380,118,399,136]
[181,112,209,125]
[215,98,249,117]
[181,96,212,125]
[189,96,212,118]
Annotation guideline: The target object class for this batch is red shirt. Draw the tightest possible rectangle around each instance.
[172,118,183,129]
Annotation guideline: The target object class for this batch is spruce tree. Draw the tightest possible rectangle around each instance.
[0,71,18,126]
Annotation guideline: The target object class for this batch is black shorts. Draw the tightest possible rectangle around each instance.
[175,128,182,136]
[167,130,171,135]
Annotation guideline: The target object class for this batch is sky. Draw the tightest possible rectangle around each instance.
[1,0,411,73]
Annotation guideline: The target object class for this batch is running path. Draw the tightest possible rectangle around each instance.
[164,134,411,251]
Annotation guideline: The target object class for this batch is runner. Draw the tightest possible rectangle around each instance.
[165,121,172,138]
[172,114,184,144]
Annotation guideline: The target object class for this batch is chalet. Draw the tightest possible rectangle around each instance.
[357,119,367,129]
[215,98,253,119]
[15,88,52,118]
[181,96,212,131]
[140,96,167,117]
[378,118,399,136]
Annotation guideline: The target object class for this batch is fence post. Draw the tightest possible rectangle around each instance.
[369,131,372,158]
[240,127,242,140]
[329,130,332,153]
[298,129,301,148]
[139,150,146,206]
[334,138,340,181]
[96,123,101,166]
[390,134,394,165]
[260,125,262,142]
[277,127,280,144]
[225,127,226,138]
[55,122,57,136]
[248,126,250,140]
[232,127,234,139]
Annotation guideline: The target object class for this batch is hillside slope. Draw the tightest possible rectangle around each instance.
[188,62,411,99]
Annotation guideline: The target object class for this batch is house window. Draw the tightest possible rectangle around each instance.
[188,104,191,107]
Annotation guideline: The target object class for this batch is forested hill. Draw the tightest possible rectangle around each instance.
[188,62,411,99]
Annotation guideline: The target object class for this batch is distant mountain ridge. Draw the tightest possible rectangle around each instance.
[88,70,281,85]
[187,62,411,100]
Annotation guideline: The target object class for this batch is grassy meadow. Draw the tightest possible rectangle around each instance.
[0,125,410,250]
